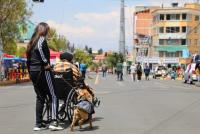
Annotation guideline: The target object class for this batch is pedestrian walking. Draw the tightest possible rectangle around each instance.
[26,22,63,131]
[130,63,136,82]
[102,64,107,77]
[144,63,150,80]
[80,63,87,79]
[116,61,123,81]
[136,62,142,81]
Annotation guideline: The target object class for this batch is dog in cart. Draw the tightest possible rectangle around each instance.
[53,52,100,131]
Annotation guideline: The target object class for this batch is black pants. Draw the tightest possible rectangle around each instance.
[81,70,86,78]
[137,73,142,80]
[117,71,123,81]
[30,71,58,125]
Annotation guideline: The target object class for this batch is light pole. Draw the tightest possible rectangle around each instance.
[119,0,126,58]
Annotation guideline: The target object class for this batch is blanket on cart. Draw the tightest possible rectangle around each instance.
[54,61,81,81]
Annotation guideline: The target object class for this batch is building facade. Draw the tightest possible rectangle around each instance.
[133,6,159,62]
[152,3,200,59]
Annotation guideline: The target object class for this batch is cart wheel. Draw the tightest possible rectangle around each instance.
[66,89,78,122]
[58,110,67,122]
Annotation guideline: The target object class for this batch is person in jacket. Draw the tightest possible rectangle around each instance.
[102,64,107,77]
[116,61,123,81]
[26,22,63,131]
[80,63,87,78]
[136,62,142,81]
[143,63,150,80]
[130,63,136,82]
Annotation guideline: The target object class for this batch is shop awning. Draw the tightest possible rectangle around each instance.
[155,45,188,52]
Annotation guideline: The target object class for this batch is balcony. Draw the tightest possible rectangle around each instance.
[155,45,188,52]
[158,33,187,39]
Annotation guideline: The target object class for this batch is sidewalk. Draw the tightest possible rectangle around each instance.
[0,78,30,86]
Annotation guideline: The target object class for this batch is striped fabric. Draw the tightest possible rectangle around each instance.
[54,62,81,81]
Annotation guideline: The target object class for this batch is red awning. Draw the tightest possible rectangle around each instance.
[50,49,60,59]
[3,53,14,58]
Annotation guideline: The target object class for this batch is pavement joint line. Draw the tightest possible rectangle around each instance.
[143,97,200,134]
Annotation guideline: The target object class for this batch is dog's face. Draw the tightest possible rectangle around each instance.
[77,88,93,102]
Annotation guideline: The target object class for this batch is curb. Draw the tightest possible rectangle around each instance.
[0,79,30,86]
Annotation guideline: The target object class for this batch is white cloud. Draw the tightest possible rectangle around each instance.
[74,11,119,24]
[46,8,136,51]
[47,20,94,38]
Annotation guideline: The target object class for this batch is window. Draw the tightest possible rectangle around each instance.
[176,14,180,20]
[194,28,198,34]
[194,39,198,46]
[159,52,164,57]
[159,27,164,33]
[189,39,192,45]
[166,52,175,57]
[166,14,180,20]
[195,15,199,21]
[166,14,171,20]
[160,14,164,20]
[182,13,187,20]
[181,39,186,45]
[175,51,182,57]
[159,39,164,45]
[167,39,181,45]
[166,27,180,33]
[182,26,186,33]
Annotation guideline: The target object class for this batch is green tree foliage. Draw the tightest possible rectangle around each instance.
[16,46,26,57]
[74,49,93,66]
[0,0,31,54]
[105,52,124,68]
[3,40,17,55]
[48,28,68,51]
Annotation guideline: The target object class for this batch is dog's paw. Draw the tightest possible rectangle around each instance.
[89,125,93,129]
[70,126,74,132]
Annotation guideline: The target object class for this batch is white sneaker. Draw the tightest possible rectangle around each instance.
[49,121,63,131]
[33,123,47,131]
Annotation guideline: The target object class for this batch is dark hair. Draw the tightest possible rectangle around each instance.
[60,52,73,62]
[26,22,50,57]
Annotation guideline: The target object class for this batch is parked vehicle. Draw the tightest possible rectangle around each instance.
[153,66,168,79]
[184,54,200,84]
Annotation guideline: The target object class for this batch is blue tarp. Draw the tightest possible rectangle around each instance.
[3,57,27,62]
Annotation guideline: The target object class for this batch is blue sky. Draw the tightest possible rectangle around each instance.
[29,0,195,51]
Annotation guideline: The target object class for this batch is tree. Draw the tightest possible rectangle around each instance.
[98,48,103,54]
[74,49,93,66]
[105,52,124,68]
[16,46,26,57]
[0,0,31,54]
[48,28,69,51]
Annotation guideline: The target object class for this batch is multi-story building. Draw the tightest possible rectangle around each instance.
[152,2,200,60]
[133,6,159,62]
